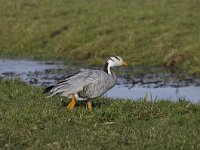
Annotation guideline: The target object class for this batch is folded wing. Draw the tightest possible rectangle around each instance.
[45,69,115,97]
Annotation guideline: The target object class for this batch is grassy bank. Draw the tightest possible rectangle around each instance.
[1,79,200,149]
[0,0,200,74]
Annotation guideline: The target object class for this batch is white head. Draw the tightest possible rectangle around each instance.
[104,56,128,75]
[107,56,128,67]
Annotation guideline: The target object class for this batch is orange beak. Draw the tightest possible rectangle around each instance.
[122,61,128,67]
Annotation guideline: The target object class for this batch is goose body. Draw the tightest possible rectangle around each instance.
[43,56,127,110]
[46,69,116,100]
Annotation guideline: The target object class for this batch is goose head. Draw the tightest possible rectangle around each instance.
[107,56,128,67]
[104,56,128,75]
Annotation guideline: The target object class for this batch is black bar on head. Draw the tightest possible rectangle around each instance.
[115,56,120,60]
[109,57,114,61]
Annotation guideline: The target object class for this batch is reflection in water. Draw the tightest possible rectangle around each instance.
[106,85,200,103]
[0,59,200,103]
[0,59,63,73]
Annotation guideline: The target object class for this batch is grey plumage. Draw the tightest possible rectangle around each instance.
[43,56,127,109]
[44,69,116,99]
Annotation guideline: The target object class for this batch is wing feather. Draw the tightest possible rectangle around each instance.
[47,69,112,97]
[78,74,116,98]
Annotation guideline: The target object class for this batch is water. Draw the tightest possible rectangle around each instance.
[0,59,200,103]
[0,59,61,73]
[107,85,200,102]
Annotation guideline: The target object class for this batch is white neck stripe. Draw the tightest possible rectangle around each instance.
[107,63,112,75]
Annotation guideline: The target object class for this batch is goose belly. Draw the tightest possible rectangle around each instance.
[69,93,87,101]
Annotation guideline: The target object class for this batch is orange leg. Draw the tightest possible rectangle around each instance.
[67,94,76,110]
[87,100,92,111]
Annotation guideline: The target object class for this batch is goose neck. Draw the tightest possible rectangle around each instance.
[104,62,112,75]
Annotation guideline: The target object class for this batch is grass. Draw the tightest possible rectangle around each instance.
[0,0,200,74]
[1,79,200,149]
[1,1,200,149]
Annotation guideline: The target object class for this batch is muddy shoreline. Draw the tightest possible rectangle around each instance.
[1,59,200,102]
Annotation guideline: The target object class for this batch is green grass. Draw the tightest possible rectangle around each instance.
[0,0,200,74]
[1,79,200,149]
[1,1,200,148]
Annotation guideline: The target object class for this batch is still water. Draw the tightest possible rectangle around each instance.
[0,59,200,103]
